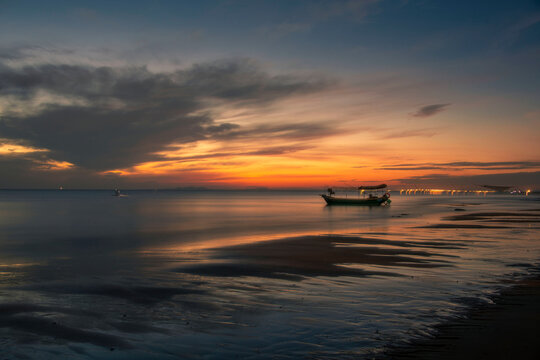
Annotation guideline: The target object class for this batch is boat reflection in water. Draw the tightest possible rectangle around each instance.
[321,184,391,206]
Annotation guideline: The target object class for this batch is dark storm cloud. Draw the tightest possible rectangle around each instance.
[0,59,332,171]
[0,59,329,104]
[412,103,451,117]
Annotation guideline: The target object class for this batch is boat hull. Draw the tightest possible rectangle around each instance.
[321,194,389,206]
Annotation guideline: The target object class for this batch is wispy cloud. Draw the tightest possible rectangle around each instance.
[378,161,540,171]
[379,128,439,139]
[412,103,451,118]
[259,22,312,40]
[308,0,382,22]
[497,12,540,48]
[258,0,382,41]
[154,144,312,161]
[210,122,342,141]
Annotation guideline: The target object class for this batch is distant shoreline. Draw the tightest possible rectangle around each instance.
[383,273,540,359]
[0,188,319,192]
[1,188,539,194]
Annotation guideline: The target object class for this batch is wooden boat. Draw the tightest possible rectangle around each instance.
[321,184,391,206]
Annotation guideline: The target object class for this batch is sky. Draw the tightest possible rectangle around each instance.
[0,0,539,189]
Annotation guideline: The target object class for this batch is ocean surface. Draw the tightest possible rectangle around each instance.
[0,190,539,359]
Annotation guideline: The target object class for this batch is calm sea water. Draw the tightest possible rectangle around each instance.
[0,190,539,359]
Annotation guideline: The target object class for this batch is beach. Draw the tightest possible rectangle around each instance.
[0,190,538,359]
[386,276,540,359]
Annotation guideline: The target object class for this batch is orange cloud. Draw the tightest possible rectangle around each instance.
[0,141,47,155]
[35,159,75,171]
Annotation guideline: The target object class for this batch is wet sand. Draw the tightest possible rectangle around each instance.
[176,234,455,280]
[385,276,540,360]
[1,191,540,358]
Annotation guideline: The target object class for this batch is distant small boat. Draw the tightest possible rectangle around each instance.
[321,184,391,206]
[479,184,511,192]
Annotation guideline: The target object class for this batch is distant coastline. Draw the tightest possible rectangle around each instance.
[1,188,539,193]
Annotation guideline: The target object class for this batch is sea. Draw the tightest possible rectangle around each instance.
[0,190,539,359]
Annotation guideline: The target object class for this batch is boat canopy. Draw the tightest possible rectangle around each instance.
[358,184,387,190]
[329,184,387,191]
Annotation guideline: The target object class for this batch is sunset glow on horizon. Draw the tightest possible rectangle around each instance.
[0,1,539,189]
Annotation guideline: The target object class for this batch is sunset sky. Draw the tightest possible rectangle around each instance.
[1,0,539,189]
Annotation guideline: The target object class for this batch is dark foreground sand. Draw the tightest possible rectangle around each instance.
[385,276,540,359]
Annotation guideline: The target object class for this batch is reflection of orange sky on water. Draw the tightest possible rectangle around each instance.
[139,224,396,254]
[140,230,315,254]
[137,207,536,268]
